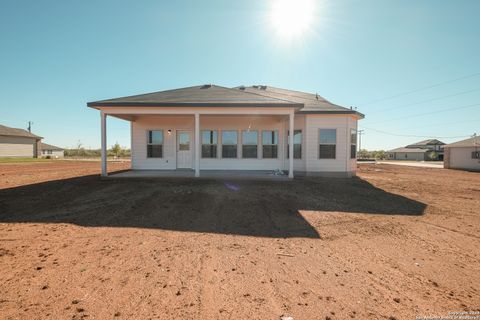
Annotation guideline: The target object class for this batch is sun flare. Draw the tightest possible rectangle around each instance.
[270,0,316,40]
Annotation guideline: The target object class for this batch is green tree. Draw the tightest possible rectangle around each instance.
[110,142,122,158]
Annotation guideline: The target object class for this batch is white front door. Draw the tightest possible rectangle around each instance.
[177,131,192,169]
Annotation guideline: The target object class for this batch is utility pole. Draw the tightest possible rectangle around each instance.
[27,121,33,133]
[358,129,364,152]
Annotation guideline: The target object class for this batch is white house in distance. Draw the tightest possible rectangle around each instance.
[444,136,480,171]
[387,139,445,161]
[0,124,42,158]
[87,85,364,178]
[40,143,64,158]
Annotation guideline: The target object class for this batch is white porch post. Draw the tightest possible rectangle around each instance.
[100,111,107,177]
[289,111,294,178]
[194,113,200,177]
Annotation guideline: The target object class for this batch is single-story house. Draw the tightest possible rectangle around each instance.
[0,124,42,158]
[444,136,480,171]
[40,143,64,158]
[387,147,431,161]
[387,139,445,161]
[87,84,364,178]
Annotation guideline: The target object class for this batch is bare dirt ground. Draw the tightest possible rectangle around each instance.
[0,162,479,320]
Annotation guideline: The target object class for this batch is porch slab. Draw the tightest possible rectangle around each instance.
[107,170,291,181]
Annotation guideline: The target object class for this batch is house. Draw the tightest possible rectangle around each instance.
[387,147,431,161]
[87,84,364,178]
[40,143,64,158]
[387,139,445,161]
[0,124,42,158]
[444,136,480,171]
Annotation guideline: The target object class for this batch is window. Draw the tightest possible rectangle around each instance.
[47,150,52,155]
[222,131,237,158]
[202,130,217,158]
[242,130,258,158]
[147,130,163,158]
[319,129,336,159]
[472,151,480,159]
[350,129,357,159]
[262,130,278,158]
[178,132,190,151]
[287,130,302,159]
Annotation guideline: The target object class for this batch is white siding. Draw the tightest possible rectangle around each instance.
[448,147,480,171]
[129,113,358,175]
[131,115,306,171]
[305,115,357,176]
[41,150,64,158]
[0,136,36,158]
[389,152,426,161]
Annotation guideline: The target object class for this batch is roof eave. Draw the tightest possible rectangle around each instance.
[87,102,304,108]
[298,110,365,119]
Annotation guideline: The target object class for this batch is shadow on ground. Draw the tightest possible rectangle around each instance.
[0,175,426,238]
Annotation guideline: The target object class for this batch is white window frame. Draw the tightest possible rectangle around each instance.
[318,128,337,159]
[146,129,164,158]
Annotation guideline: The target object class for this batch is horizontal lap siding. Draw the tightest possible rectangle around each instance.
[132,116,193,170]
[449,147,480,170]
[0,136,36,157]
[305,115,355,173]
[131,115,306,171]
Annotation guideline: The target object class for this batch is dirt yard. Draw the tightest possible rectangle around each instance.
[0,161,479,320]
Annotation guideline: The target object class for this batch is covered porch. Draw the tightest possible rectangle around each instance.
[100,107,298,179]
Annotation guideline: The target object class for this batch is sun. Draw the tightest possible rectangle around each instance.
[269,0,316,40]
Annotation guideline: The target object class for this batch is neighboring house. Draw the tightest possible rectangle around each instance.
[88,84,364,178]
[0,124,42,158]
[40,143,64,158]
[387,147,430,161]
[387,139,445,161]
[444,136,480,171]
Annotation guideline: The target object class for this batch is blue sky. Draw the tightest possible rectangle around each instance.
[1,0,479,150]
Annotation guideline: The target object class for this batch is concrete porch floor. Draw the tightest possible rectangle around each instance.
[107,169,292,181]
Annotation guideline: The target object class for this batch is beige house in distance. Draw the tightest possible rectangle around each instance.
[88,85,364,178]
[444,136,480,171]
[40,143,64,158]
[0,124,42,158]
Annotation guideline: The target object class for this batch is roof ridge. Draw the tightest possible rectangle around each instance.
[239,85,351,111]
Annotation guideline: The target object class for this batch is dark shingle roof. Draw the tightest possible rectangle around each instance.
[445,136,480,148]
[87,84,363,117]
[87,85,302,108]
[407,139,445,146]
[41,143,63,151]
[0,124,42,139]
[388,147,428,153]
[237,85,364,117]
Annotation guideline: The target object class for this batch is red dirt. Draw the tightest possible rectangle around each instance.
[0,162,479,319]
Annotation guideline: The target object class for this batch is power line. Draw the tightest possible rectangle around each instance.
[391,118,480,131]
[367,87,480,115]
[359,126,472,139]
[365,102,480,125]
[360,71,480,106]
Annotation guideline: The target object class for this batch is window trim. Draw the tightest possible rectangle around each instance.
[350,128,357,159]
[318,128,337,159]
[262,130,279,159]
[201,129,218,159]
[242,130,259,159]
[221,129,239,159]
[287,129,302,160]
[146,129,164,158]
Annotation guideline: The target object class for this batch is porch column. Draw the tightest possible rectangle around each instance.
[194,113,200,177]
[100,111,107,177]
[289,112,294,178]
